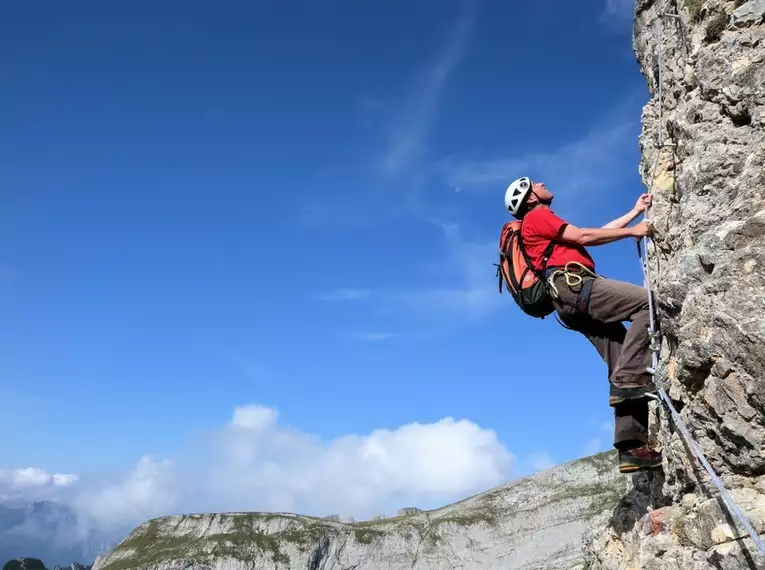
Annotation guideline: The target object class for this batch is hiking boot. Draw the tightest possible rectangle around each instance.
[618,446,663,473]
[609,383,658,406]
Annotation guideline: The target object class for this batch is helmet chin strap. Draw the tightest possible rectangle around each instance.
[529,188,553,207]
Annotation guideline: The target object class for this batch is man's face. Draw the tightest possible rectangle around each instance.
[529,181,554,204]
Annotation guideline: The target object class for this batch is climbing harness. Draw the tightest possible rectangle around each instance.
[541,261,601,331]
[545,261,599,314]
[638,3,765,556]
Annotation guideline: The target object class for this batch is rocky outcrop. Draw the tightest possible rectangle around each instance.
[91,451,628,570]
[584,0,765,569]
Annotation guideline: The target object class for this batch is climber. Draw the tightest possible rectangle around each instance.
[502,176,662,474]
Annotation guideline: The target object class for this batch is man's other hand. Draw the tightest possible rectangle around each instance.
[633,193,652,214]
[630,221,653,238]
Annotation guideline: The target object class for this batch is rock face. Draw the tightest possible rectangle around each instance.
[584,0,765,569]
[91,451,628,570]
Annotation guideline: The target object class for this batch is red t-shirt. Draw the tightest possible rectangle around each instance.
[520,207,595,272]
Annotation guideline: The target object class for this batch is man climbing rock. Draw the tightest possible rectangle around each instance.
[502,176,662,474]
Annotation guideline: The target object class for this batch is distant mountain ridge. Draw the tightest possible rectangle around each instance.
[1,558,92,570]
[0,501,116,566]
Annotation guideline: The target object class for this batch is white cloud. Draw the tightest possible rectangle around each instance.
[379,0,480,177]
[3,404,515,531]
[206,405,513,518]
[0,467,79,490]
[73,456,178,531]
[7,468,51,488]
[231,404,278,430]
[52,473,79,487]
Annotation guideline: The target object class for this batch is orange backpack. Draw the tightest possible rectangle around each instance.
[496,220,556,318]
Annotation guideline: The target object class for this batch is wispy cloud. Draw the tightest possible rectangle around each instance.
[319,288,372,301]
[309,220,501,326]
[435,117,638,209]
[528,452,555,471]
[392,222,500,320]
[293,0,480,228]
[582,419,614,455]
[296,202,336,227]
[599,0,635,30]
[319,222,499,323]
[583,437,605,456]
[350,332,397,342]
[378,0,480,177]
[228,352,265,381]
[0,263,15,280]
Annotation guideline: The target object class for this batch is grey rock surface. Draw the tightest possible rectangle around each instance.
[584,0,765,568]
[91,451,629,570]
[732,0,765,28]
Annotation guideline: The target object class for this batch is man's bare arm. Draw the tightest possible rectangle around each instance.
[602,193,652,229]
[602,209,642,229]
[559,222,651,246]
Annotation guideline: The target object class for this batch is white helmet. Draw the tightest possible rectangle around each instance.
[504,176,532,216]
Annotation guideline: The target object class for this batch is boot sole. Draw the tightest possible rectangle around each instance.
[609,395,653,406]
[619,459,663,473]
[619,463,662,473]
[609,386,658,407]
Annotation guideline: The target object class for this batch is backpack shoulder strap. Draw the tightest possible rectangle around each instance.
[539,239,556,272]
[517,220,557,278]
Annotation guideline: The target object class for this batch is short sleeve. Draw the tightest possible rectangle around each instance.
[527,209,568,240]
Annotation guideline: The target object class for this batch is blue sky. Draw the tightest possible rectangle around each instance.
[1,0,648,524]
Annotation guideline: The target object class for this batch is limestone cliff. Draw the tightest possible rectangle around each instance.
[584,1,765,569]
[91,451,627,570]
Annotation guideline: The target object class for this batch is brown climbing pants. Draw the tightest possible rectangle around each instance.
[549,270,653,450]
